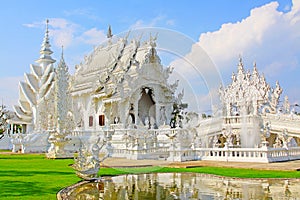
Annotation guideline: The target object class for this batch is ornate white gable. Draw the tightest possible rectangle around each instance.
[219,57,282,116]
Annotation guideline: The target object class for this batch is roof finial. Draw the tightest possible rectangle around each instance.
[253,61,257,72]
[36,19,55,65]
[237,54,244,72]
[239,54,242,63]
[107,25,113,38]
[149,32,158,48]
[46,19,49,32]
[45,19,50,42]
[61,45,64,58]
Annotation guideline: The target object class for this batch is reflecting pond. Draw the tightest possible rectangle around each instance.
[58,173,300,200]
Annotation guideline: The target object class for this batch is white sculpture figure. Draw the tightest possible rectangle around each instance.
[176,89,184,105]
[261,121,271,147]
[150,117,155,129]
[75,103,84,128]
[273,136,282,148]
[71,138,108,180]
[127,114,136,129]
[270,81,283,112]
[163,65,174,79]
[236,133,240,146]
[114,117,119,124]
[160,106,167,125]
[170,80,179,92]
[144,117,150,128]
[213,136,220,148]
[281,129,289,148]
[283,96,290,114]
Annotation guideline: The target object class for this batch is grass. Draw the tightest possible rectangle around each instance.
[0,154,300,200]
[0,154,80,200]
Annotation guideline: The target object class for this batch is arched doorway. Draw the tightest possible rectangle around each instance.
[129,113,135,124]
[138,88,156,126]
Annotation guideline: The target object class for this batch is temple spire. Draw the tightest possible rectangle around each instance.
[253,61,259,75]
[61,45,64,59]
[107,25,113,38]
[236,55,245,82]
[237,55,244,72]
[58,46,68,72]
[36,19,55,67]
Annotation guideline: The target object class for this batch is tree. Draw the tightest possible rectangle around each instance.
[0,104,10,139]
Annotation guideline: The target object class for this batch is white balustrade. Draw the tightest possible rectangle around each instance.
[68,125,300,163]
[194,147,300,163]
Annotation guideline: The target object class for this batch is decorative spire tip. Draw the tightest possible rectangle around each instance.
[61,45,64,57]
[107,25,113,38]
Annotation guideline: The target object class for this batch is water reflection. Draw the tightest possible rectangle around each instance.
[60,173,300,200]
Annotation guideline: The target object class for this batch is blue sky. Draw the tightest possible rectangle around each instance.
[0,0,299,112]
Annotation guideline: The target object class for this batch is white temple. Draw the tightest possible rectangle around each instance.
[2,21,300,163]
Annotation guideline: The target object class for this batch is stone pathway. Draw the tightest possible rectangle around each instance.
[101,157,172,168]
[102,157,300,171]
[167,160,300,171]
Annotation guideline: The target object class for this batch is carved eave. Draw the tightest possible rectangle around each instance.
[18,100,32,114]
[40,66,54,85]
[70,81,94,96]
[92,93,107,99]
[30,64,42,78]
[36,54,56,65]
[13,105,32,121]
[103,97,121,103]
[7,117,32,124]
[39,82,55,103]
[42,64,54,81]
[24,73,38,93]
[39,71,55,97]
[19,82,36,106]
[71,88,93,97]
[73,34,143,88]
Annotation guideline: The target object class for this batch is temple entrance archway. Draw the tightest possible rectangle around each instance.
[138,88,156,126]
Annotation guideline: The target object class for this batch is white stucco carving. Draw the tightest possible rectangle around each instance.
[46,50,73,158]
[2,23,300,163]
[12,20,56,132]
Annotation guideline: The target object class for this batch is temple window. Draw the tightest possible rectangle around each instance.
[99,115,105,126]
[89,116,93,127]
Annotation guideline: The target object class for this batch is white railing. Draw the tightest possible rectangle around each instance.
[69,126,300,163]
[110,146,170,160]
[194,147,300,163]
[69,130,104,137]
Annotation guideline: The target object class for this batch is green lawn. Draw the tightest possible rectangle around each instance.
[0,154,300,200]
[0,154,80,200]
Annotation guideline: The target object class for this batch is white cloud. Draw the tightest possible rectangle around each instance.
[284,4,291,12]
[23,22,41,28]
[197,0,300,76]
[48,18,79,48]
[24,18,107,49]
[79,28,107,45]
